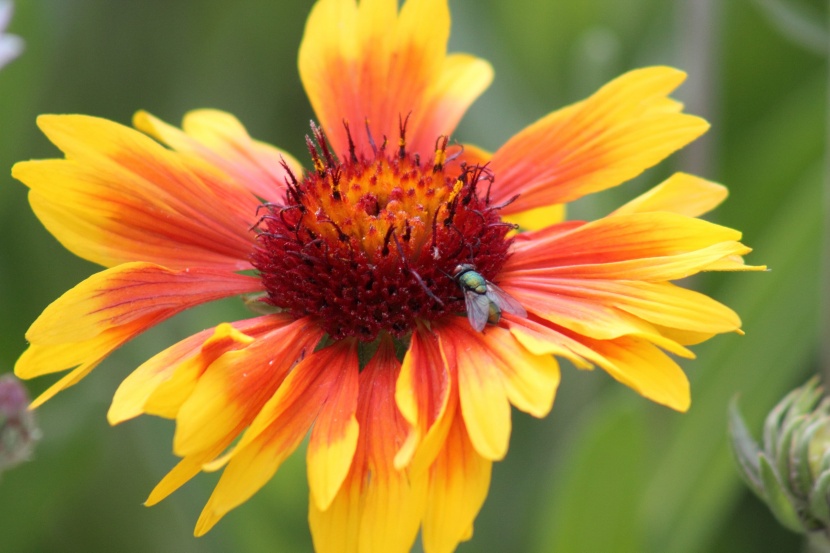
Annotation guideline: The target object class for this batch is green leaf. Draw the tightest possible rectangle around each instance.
[750,0,828,54]
[530,395,647,553]
[774,414,803,489]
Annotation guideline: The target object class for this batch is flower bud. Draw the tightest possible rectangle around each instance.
[729,377,830,535]
[0,373,39,473]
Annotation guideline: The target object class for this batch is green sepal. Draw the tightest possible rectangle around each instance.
[808,470,830,526]
[759,453,806,533]
[764,385,803,450]
[793,418,830,498]
[728,397,764,497]
[774,413,803,487]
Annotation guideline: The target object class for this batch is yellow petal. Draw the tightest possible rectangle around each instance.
[502,275,740,348]
[394,323,452,472]
[611,172,728,217]
[439,318,511,461]
[582,335,691,411]
[504,203,566,231]
[480,326,561,418]
[145,441,233,507]
[502,283,693,358]
[421,409,492,553]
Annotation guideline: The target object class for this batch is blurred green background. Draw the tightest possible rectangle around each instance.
[0,0,825,551]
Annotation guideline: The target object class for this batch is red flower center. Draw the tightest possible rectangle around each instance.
[251,122,514,341]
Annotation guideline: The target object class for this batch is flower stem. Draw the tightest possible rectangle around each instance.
[807,532,830,553]
[823,3,830,384]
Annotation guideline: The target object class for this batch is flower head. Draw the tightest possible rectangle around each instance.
[13,0,762,551]
[730,378,830,537]
[0,373,39,474]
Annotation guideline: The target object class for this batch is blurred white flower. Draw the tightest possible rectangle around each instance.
[0,1,22,69]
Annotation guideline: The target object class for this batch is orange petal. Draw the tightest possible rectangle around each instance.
[309,337,427,553]
[445,142,491,171]
[172,318,324,458]
[443,317,560,419]
[134,110,303,203]
[395,323,452,472]
[421,406,492,553]
[505,211,745,273]
[143,318,318,507]
[14,114,261,270]
[16,263,262,407]
[489,67,709,214]
[611,172,728,217]
[299,0,492,159]
[194,340,357,536]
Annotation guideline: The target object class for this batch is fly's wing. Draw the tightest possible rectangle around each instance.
[486,282,527,318]
[464,290,491,332]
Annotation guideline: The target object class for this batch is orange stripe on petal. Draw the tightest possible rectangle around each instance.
[172,318,323,458]
[14,114,260,270]
[299,0,491,158]
[16,263,261,405]
[515,242,754,282]
[611,172,728,217]
[504,314,595,368]
[134,110,303,203]
[508,316,691,411]
[108,315,291,424]
[141,315,314,505]
[194,340,355,536]
[309,337,426,553]
[395,323,452,472]
[445,318,560,418]
[490,67,708,213]
[501,282,693,357]
[421,407,492,553]
[544,279,741,334]
[307,341,360,511]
